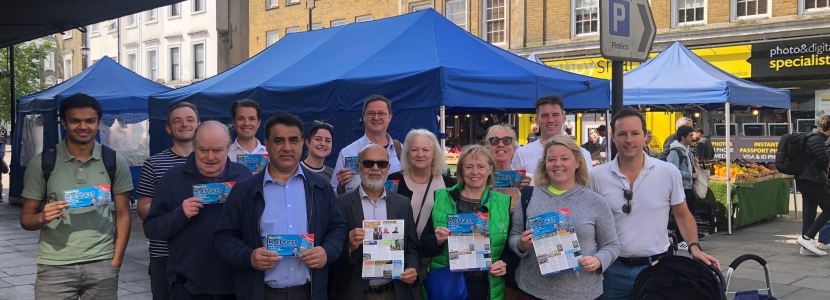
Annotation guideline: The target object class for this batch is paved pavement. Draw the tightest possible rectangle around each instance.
[1,144,829,299]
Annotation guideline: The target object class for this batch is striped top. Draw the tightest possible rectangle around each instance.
[138,148,188,258]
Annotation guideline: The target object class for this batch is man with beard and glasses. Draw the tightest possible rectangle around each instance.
[331,144,420,300]
[137,102,200,300]
[229,99,267,162]
[588,108,719,300]
[20,94,134,299]
[332,95,403,195]
[512,96,592,182]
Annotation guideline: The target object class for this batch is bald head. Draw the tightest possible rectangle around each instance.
[359,144,388,161]
[193,121,232,148]
[193,121,232,177]
[358,144,390,192]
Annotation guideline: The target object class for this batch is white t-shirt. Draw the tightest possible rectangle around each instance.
[228,138,268,162]
[588,155,686,257]
[330,134,401,193]
[511,139,593,178]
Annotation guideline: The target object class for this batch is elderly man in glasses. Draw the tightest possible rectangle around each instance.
[588,108,719,300]
[330,144,420,300]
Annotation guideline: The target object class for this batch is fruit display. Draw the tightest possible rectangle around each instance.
[711,161,776,182]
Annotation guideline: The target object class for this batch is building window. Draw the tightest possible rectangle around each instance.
[674,0,706,26]
[804,0,830,11]
[312,23,323,30]
[64,58,73,80]
[147,50,158,80]
[267,0,278,8]
[356,15,372,22]
[484,0,506,43]
[90,23,100,35]
[170,47,180,81]
[287,27,300,34]
[573,0,598,36]
[44,52,54,71]
[266,30,279,46]
[734,0,769,19]
[331,19,346,27]
[127,53,137,71]
[287,0,299,5]
[413,4,432,12]
[62,31,72,39]
[147,9,158,22]
[194,0,206,12]
[107,20,117,32]
[446,0,468,30]
[193,43,205,79]
[170,3,181,17]
[126,14,136,27]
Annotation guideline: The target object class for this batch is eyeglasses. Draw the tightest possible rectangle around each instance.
[359,160,390,169]
[365,111,389,119]
[622,189,633,214]
[313,120,333,129]
[488,136,514,146]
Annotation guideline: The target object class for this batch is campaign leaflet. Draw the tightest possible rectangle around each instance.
[64,185,112,210]
[192,182,236,204]
[527,208,583,277]
[493,170,527,188]
[266,234,315,256]
[362,220,405,280]
[384,180,399,193]
[237,154,270,174]
[447,213,492,272]
[345,156,359,172]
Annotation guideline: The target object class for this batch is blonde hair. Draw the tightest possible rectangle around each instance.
[400,129,447,176]
[484,124,518,148]
[534,136,590,188]
[457,145,495,188]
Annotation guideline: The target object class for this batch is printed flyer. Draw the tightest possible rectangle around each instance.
[527,208,583,276]
[266,234,315,256]
[493,170,527,188]
[447,213,492,272]
[64,185,112,210]
[362,220,406,280]
[192,182,236,204]
[237,154,270,173]
[384,180,399,193]
[345,156,359,172]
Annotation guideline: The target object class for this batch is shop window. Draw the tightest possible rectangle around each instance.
[573,0,598,37]
[485,0,506,43]
[20,114,44,167]
[99,117,149,167]
[674,0,706,27]
[446,0,468,30]
[732,0,770,21]
[266,30,279,46]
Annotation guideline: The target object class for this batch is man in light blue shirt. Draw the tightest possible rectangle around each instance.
[261,164,311,288]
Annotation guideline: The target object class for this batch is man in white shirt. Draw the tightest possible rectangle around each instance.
[589,108,719,300]
[331,95,402,195]
[512,95,593,177]
[228,99,267,162]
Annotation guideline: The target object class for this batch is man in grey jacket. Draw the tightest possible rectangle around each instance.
[667,125,697,215]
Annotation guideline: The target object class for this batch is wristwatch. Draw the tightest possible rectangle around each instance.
[687,242,702,254]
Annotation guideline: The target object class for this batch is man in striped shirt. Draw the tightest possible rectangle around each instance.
[137,102,200,300]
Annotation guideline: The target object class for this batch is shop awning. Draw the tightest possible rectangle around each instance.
[623,42,791,109]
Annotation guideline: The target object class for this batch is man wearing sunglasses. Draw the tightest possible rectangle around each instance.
[588,108,720,300]
[331,144,420,300]
[332,95,403,195]
[512,96,593,180]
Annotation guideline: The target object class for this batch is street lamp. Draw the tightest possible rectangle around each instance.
[81,45,90,69]
[306,0,316,31]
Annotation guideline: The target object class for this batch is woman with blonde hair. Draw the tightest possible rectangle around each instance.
[508,136,620,300]
[421,145,511,300]
[485,124,531,213]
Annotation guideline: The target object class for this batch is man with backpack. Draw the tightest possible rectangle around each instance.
[792,115,830,256]
[18,93,134,299]
[666,126,698,216]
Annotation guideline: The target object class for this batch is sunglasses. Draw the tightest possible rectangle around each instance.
[359,160,390,169]
[488,136,514,146]
[622,189,633,214]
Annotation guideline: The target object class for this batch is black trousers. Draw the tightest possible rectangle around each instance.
[264,284,311,300]
[149,257,169,300]
[684,189,697,216]
[797,179,830,239]
[170,284,236,300]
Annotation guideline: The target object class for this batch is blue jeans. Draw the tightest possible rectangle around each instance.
[602,260,649,300]
[819,222,830,244]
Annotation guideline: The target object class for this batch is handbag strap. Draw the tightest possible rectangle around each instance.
[415,174,434,226]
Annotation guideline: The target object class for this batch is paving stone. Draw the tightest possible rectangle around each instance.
[0,285,34,299]
[749,260,830,278]
[120,292,152,300]
[723,265,806,285]
[0,265,36,276]
[119,279,151,294]
[118,269,151,283]
[780,287,829,300]
[790,276,830,291]
[1,274,36,286]
[7,238,38,246]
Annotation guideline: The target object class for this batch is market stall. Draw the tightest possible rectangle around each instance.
[623,42,792,233]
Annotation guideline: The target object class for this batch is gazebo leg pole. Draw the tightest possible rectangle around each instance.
[440,106,446,150]
[726,103,732,235]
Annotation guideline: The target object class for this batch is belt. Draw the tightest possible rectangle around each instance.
[617,252,667,267]
[266,283,310,293]
[368,281,395,294]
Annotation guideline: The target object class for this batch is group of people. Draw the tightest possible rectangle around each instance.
[19,93,720,300]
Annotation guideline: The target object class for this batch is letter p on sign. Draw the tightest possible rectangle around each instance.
[609,0,630,37]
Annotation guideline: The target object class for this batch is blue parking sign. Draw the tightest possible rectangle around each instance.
[609,0,630,37]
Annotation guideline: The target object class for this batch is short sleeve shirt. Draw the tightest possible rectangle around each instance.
[588,155,685,257]
[137,148,189,258]
[330,134,401,193]
[511,139,593,179]
[21,140,134,265]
